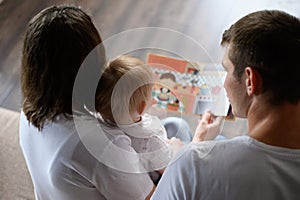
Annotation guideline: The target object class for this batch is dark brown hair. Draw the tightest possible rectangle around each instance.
[221,10,300,105]
[21,5,104,130]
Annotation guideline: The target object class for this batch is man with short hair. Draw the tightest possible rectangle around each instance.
[152,10,300,199]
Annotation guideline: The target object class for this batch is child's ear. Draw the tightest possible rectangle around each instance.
[138,101,146,115]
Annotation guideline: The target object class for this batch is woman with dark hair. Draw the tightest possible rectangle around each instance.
[20,5,155,199]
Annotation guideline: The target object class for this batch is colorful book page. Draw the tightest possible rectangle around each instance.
[147,53,230,117]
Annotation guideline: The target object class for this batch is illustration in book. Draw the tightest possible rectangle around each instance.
[147,53,232,118]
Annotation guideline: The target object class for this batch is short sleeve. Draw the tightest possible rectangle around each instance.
[138,135,171,172]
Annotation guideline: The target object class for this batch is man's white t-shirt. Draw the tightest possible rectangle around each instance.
[19,111,153,200]
[152,136,300,200]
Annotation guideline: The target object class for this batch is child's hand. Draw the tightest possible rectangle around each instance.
[167,137,184,155]
[192,110,224,142]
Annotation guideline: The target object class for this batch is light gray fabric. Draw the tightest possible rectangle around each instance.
[152,136,300,200]
[0,107,34,200]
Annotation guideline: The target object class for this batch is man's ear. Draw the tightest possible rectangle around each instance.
[245,67,263,96]
[137,101,146,115]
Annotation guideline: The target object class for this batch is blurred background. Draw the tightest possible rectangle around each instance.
[1,0,299,136]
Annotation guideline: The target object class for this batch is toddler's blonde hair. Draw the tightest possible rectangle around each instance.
[96,55,154,124]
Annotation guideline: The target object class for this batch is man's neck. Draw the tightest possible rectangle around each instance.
[247,100,300,149]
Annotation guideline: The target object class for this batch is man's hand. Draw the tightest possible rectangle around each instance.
[192,110,224,142]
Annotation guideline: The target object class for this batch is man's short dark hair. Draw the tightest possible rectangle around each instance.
[221,10,300,105]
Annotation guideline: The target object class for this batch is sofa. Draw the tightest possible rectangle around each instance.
[0,107,34,199]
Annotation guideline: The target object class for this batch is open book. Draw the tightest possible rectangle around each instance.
[147,53,233,119]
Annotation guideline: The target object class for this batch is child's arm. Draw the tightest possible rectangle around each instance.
[157,168,165,174]
[145,184,156,200]
[167,137,184,156]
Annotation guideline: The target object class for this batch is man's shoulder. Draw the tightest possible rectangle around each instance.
[191,136,251,154]
[169,136,252,165]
